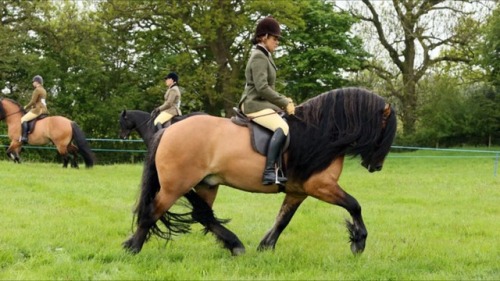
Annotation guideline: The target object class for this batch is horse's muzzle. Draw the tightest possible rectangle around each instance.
[362,161,383,173]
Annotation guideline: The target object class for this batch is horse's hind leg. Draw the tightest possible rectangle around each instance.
[184,189,246,256]
[124,188,182,253]
[67,144,79,168]
[56,144,71,168]
[258,194,306,251]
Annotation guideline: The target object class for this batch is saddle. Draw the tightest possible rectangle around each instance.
[27,114,48,134]
[231,108,289,156]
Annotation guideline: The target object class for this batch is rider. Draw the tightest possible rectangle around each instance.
[152,72,181,131]
[238,16,295,185]
[20,75,48,144]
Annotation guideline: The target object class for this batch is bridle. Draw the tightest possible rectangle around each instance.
[120,113,154,137]
[381,104,392,129]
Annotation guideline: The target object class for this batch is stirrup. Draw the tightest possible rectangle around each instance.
[262,169,287,185]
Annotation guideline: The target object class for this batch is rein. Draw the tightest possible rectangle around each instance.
[127,114,154,130]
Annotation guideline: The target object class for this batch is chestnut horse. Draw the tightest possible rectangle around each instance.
[123,88,397,255]
[0,98,95,168]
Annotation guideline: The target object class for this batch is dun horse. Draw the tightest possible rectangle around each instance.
[0,98,95,168]
[123,88,397,255]
[119,110,205,147]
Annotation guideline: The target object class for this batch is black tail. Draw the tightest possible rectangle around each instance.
[71,122,95,168]
[134,130,193,241]
[134,131,228,242]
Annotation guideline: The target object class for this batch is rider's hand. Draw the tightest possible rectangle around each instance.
[285,102,295,115]
[151,108,159,117]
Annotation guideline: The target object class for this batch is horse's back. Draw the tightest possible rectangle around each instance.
[158,115,251,159]
[30,115,73,145]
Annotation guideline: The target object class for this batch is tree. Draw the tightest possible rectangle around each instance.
[279,0,367,102]
[97,0,365,115]
[344,0,493,135]
[0,0,41,99]
[481,3,500,89]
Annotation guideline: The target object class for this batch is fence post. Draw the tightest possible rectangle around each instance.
[495,153,499,177]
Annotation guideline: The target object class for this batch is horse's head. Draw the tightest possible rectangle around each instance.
[119,110,133,139]
[0,98,25,121]
[360,104,397,173]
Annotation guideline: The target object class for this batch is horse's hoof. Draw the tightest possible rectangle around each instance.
[350,241,365,255]
[231,246,245,256]
[122,238,140,254]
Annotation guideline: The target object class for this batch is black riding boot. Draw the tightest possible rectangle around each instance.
[20,122,29,144]
[155,123,163,132]
[262,128,287,185]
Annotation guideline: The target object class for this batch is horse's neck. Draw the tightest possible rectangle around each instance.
[5,114,22,137]
[131,112,153,140]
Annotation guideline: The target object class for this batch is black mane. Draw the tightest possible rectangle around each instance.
[286,87,397,182]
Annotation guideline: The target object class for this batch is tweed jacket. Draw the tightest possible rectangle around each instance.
[158,84,181,116]
[25,86,48,115]
[239,45,289,114]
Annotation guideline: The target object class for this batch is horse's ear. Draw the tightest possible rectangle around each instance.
[383,104,391,119]
[121,109,127,117]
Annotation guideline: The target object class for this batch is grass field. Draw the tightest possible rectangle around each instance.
[0,150,499,280]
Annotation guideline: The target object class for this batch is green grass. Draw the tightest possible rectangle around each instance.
[0,150,499,280]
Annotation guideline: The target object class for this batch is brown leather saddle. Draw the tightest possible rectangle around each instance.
[230,107,289,155]
[27,114,48,134]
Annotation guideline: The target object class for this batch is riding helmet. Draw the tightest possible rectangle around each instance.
[32,75,43,85]
[164,72,179,83]
[255,16,281,38]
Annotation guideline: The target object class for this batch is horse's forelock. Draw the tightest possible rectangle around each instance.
[287,88,391,181]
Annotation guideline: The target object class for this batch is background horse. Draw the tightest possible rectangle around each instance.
[123,87,397,256]
[0,98,95,168]
[119,110,206,147]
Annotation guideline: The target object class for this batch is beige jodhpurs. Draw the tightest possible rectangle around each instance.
[21,112,39,123]
[154,112,174,126]
[246,108,289,136]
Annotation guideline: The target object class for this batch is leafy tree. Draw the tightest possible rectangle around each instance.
[345,0,493,136]
[97,0,365,116]
[0,0,41,99]
[278,0,368,103]
[481,3,500,89]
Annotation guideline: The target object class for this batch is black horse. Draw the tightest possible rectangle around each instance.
[119,110,204,148]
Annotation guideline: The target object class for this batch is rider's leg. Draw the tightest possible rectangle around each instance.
[20,112,38,144]
[246,109,289,185]
[153,112,174,132]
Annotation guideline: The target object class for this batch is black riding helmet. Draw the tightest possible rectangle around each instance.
[255,16,281,38]
[164,72,179,83]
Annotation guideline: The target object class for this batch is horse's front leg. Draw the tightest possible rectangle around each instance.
[258,194,306,251]
[304,157,367,255]
[6,143,21,163]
